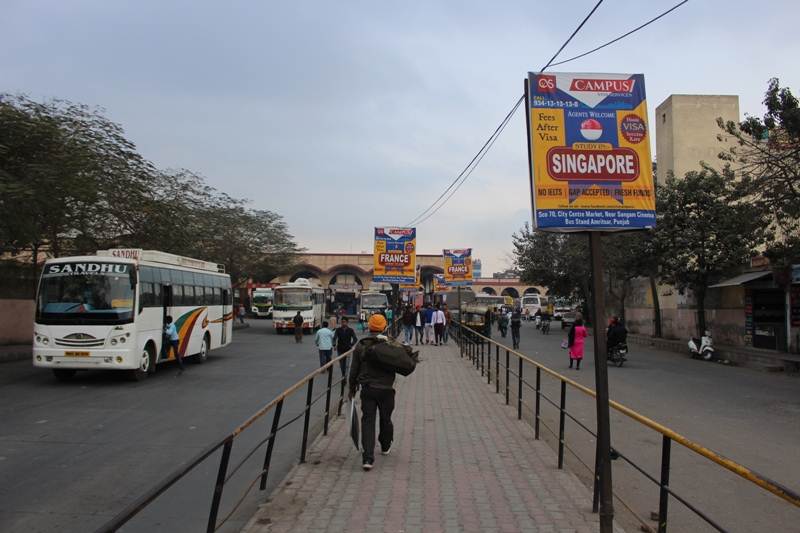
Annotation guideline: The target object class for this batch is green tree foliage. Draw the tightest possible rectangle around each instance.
[655,170,767,336]
[0,94,300,284]
[718,78,800,269]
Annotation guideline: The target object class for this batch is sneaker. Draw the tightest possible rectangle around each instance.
[362,460,374,471]
[381,443,392,455]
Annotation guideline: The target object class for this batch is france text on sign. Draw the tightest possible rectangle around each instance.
[373,227,417,284]
[526,72,656,232]
[443,248,473,286]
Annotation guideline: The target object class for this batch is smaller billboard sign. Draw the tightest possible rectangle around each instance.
[443,249,473,286]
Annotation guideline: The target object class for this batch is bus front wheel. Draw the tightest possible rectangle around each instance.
[53,369,76,381]
[130,346,154,381]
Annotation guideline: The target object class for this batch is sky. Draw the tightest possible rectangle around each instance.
[3,0,799,274]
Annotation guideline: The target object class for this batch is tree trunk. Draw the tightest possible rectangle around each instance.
[696,287,707,338]
[31,242,40,298]
[649,274,662,338]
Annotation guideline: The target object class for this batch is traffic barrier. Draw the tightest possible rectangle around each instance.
[452,321,800,533]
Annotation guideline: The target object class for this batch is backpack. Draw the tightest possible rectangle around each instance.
[364,337,419,376]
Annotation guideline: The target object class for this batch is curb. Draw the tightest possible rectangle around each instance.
[0,347,31,364]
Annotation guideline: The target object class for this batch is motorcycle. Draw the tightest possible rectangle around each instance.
[534,315,542,329]
[607,343,628,367]
[540,317,551,335]
[688,332,715,361]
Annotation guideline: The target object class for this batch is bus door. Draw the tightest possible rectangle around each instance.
[222,288,230,345]
[160,284,174,360]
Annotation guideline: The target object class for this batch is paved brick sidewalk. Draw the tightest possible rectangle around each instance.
[243,343,620,533]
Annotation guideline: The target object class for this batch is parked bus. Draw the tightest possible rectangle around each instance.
[33,249,232,381]
[251,288,274,318]
[521,293,547,320]
[359,291,388,317]
[272,278,325,334]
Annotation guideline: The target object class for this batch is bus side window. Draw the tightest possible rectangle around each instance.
[151,283,162,307]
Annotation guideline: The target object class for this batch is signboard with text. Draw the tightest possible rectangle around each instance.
[373,227,417,284]
[443,248,473,286]
[526,72,656,232]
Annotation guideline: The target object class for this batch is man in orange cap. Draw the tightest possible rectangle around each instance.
[348,312,395,471]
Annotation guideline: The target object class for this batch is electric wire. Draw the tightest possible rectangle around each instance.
[550,0,690,67]
[404,0,605,227]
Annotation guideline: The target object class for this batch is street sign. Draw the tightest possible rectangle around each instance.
[443,248,474,286]
[373,227,416,284]
[525,72,656,232]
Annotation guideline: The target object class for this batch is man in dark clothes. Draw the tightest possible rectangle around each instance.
[348,313,395,471]
[292,311,304,343]
[332,317,358,378]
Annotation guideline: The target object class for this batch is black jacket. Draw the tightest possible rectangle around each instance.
[292,314,304,327]
[402,309,415,326]
[333,326,358,353]
[349,337,396,395]
[607,324,627,349]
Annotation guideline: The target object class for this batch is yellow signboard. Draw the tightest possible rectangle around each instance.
[442,249,473,286]
[373,227,416,284]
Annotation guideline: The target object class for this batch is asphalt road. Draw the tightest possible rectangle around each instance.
[0,319,351,533]
[476,319,800,533]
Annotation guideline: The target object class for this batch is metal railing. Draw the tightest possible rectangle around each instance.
[452,322,800,533]
[94,349,354,533]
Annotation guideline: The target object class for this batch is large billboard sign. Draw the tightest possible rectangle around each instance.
[443,248,473,286]
[526,72,656,232]
[373,227,417,284]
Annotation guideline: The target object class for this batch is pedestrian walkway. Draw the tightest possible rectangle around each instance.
[243,342,621,533]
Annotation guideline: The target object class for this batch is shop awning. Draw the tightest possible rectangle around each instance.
[709,271,772,288]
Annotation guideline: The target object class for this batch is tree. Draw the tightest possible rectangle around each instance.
[603,231,660,324]
[512,224,592,319]
[718,78,800,270]
[655,170,767,336]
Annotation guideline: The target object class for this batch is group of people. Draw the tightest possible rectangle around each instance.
[400,303,450,346]
[492,307,523,349]
[564,314,628,370]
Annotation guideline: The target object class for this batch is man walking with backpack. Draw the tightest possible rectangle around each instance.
[348,313,396,471]
[332,317,358,379]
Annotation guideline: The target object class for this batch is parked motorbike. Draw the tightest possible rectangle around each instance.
[607,343,628,367]
[688,332,715,360]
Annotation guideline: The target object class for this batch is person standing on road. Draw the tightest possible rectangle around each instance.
[423,304,435,345]
[293,311,304,343]
[237,305,246,324]
[164,316,184,375]
[349,313,395,471]
[315,321,335,368]
[333,317,358,379]
[433,304,446,346]
[401,305,415,345]
[510,308,522,350]
[568,314,587,370]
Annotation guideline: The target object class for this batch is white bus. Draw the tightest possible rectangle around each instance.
[33,249,233,381]
[251,288,274,318]
[359,291,388,317]
[272,278,325,334]
[521,294,547,320]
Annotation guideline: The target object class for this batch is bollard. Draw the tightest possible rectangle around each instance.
[535,367,541,440]
[558,381,566,469]
[658,436,672,533]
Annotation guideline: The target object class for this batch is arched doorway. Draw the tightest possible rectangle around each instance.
[329,272,364,317]
[501,287,520,299]
[481,287,497,295]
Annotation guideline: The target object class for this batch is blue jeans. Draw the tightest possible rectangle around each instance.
[403,324,414,344]
[319,349,333,367]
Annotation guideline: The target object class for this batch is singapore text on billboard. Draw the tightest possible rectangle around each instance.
[526,72,656,232]
[442,248,473,286]
[373,227,417,284]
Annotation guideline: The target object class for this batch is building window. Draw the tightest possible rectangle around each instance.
[662,113,666,124]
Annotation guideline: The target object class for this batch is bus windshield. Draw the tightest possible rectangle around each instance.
[522,296,540,305]
[361,293,387,309]
[253,294,273,304]
[37,262,135,324]
[274,289,312,308]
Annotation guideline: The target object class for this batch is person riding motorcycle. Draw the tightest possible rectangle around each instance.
[606,316,628,354]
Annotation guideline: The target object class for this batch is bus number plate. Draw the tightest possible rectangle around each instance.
[65,351,90,357]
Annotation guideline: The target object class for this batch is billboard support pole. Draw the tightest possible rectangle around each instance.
[391,283,399,337]
[589,231,614,532]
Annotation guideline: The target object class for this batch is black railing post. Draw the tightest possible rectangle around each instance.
[505,349,510,405]
[487,344,491,384]
[592,439,601,513]
[535,367,541,440]
[658,436,672,533]
[558,381,566,469]
[207,439,233,533]
[517,357,523,420]
[300,378,315,463]
[260,399,284,490]
[480,340,484,375]
[337,358,347,417]
[323,365,334,436]
[495,345,500,394]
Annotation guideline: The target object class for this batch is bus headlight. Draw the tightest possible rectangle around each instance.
[109,334,128,346]
[35,334,50,346]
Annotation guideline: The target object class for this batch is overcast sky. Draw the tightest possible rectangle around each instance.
[3,1,798,274]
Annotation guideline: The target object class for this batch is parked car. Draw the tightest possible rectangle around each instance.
[560,311,577,329]
[554,306,571,321]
